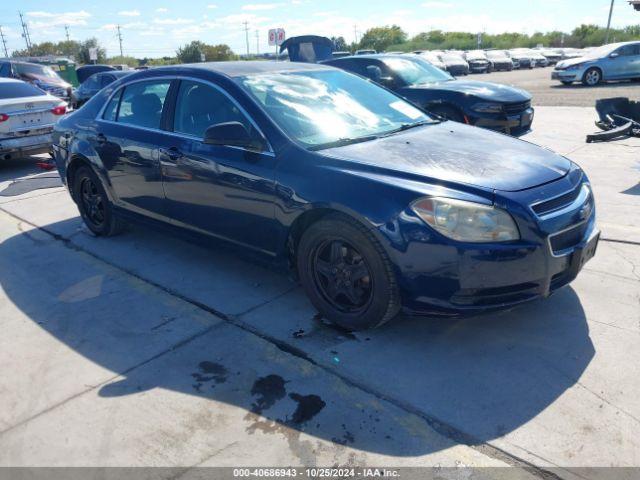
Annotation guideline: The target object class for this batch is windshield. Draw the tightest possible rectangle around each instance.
[487,51,508,59]
[583,43,622,59]
[14,63,60,80]
[466,51,486,60]
[0,82,46,99]
[442,53,464,62]
[383,57,452,85]
[239,70,433,149]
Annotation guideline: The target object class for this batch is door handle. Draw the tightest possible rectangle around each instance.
[95,133,107,145]
[159,147,183,162]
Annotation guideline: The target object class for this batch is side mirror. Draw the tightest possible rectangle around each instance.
[204,121,264,151]
[610,52,620,59]
[365,65,382,83]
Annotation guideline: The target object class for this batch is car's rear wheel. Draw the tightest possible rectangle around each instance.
[73,165,124,236]
[582,67,602,86]
[297,214,400,331]
[428,105,464,123]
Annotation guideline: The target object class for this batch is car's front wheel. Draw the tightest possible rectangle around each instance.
[73,165,124,236]
[582,67,602,86]
[297,214,400,331]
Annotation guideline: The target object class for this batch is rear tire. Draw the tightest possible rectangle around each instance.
[297,214,400,331]
[582,67,602,86]
[73,165,124,236]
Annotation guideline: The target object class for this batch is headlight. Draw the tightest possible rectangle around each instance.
[472,102,503,113]
[411,197,520,242]
[566,63,585,71]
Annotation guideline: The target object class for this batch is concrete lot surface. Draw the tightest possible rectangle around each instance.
[0,107,638,478]
[483,67,640,107]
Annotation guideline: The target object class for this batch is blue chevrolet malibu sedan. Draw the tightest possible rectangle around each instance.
[52,62,599,330]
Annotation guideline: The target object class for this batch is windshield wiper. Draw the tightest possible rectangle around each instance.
[308,134,380,151]
[380,120,438,137]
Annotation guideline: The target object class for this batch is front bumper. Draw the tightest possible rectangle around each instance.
[552,69,581,82]
[472,107,535,136]
[0,132,53,157]
[385,175,597,316]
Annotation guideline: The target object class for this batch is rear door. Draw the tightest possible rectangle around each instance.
[92,79,172,219]
[159,79,279,254]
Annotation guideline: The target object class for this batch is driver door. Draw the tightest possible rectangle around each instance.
[160,79,279,254]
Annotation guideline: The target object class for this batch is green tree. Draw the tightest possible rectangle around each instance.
[77,38,107,64]
[108,56,139,67]
[202,44,235,61]
[176,41,207,63]
[358,25,407,52]
[331,36,348,51]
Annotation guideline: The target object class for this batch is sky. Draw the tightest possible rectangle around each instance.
[1,0,638,58]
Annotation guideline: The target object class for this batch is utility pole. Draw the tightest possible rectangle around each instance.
[243,21,250,57]
[0,26,8,58]
[255,29,259,55]
[605,0,615,44]
[353,24,358,44]
[116,24,124,57]
[64,25,70,42]
[19,12,32,54]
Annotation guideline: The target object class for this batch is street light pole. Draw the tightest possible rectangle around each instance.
[605,0,615,44]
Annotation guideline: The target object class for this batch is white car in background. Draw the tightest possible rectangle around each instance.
[0,78,67,161]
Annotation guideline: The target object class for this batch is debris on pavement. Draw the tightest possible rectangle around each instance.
[586,97,640,143]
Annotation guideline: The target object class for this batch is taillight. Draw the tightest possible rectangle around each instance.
[51,105,67,116]
[0,113,9,122]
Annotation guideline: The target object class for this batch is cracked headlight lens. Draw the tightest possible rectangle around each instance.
[411,197,520,242]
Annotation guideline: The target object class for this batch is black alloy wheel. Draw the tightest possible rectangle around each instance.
[73,165,124,236]
[312,238,373,314]
[80,175,106,229]
[297,213,400,331]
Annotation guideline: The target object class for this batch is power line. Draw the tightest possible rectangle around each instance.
[242,21,249,56]
[0,26,8,57]
[116,24,124,57]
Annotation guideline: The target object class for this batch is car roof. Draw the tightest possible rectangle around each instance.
[0,77,23,84]
[98,70,132,77]
[151,61,332,78]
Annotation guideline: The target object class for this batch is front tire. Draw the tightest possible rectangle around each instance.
[73,165,124,236]
[582,67,602,86]
[297,214,400,331]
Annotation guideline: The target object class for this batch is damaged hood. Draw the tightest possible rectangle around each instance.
[556,57,596,69]
[320,122,570,192]
[412,79,530,103]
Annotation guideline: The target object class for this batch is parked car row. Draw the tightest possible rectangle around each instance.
[359,46,597,76]
[50,61,598,331]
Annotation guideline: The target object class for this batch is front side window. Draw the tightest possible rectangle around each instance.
[117,80,170,129]
[239,70,433,149]
[173,80,254,138]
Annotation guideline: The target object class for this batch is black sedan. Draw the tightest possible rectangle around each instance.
[52,62,597,331]
[71,70,133,108]
[324,54,534,135]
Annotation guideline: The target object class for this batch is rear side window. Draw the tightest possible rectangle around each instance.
[102,90,122,122]
[116,80,171,129]
[0,82,46,99]
[173,80,254,139]
[100,75,115,88]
